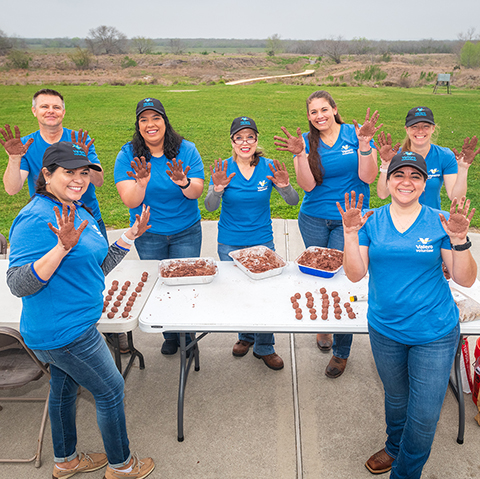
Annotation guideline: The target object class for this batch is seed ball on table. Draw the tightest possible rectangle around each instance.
[294,292,301,300]
[142,271,148,276]
[138,281,144,287]
[114,301,121,307]
[310,314,317,320]
[112,280,119,286]
[103,300,110,307]
[102,306,106,313]
[122,312,129,318]
[346,307,353,313]
[127,301,134,307]
[124,281,131,286]
[111,306,118,313]
[335,313,341,319]
[344,302,351,308]
[108,289,114,295]
[296,308,302,314]
[128,296,136,302]
[309,308,316,314]
[117,295,124,301]
[322,293,328,300]
[348,312,356,319]
[320,287,326,294]
[331,291,338,297]
[135,286,142,293]
[105,295,112,301]
[296,313,303,320]
[292,302,299,309]
[141,275,148,282]
[107,312,115,319]
[124,306,132,313]
[111,285,118,291]
[333,296,340,304]
[131,292,137,297]
[119,291,126,296]
[305,292,312,298]
[290,296,296,303]
[321,313,328,320]
[121,285,129,291]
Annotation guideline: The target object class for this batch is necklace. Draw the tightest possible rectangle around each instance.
[390,204,421,233]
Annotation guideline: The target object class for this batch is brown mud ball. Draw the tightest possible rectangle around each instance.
[122,312,129,318]
[111,285,118,291]
[346,307,353,313]
[344,302,351,308]
[128,296,136,302]
[296,308,302,314]
[290,296,296,303]
[116,295,123,301]
[141,275,148,280]
[142,271,148,276]
[114,301,121,307]
[292,302,299,309]
[138,281,144,287]
[121,285,129,291]
[112,280,119,286]
[124,281,131,286]
[135,286,142,293]
[107,312,115,319]
[306,302,314,308]
[131,292,137,297]
[103,300,109,307]
[305,292,312,298]
[335,314,341,320]
[124,306,132,312]
[127,301,134,307]
[111,306,118,313]
[321,313,328,320]
[322,293,328,299]
[348,312,356,319]
[102,307,106,313]
[294,293,301,299]
[108,289,114,295]
[296,313,303,320]
[310,314,317,320]
[334,307,342,313]
[309,308,316,314]
[320,287,327,294]
[119,291,126,296]
[105,295,112,301]
[331,291,338,297]
[333,296,340,303]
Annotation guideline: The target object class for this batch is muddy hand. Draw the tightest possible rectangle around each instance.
[127,156,151,181]
[266,159,290,187]
[353,108,383,141]
[0,124,34,156]
[274,127,305,155]
[439,196,475,239]
[48,204,88,251]
[452,136,480,166]
[210,159,236,189]
[71,129,94,156]
[336,191,373,232]
[373,131,400,164]
[166,158,190,183]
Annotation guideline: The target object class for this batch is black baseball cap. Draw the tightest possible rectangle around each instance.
[387,151,428,179]
[136,98,166,117]
[43,142,102,171]
[405,107,435,127]
[230,117,259,137]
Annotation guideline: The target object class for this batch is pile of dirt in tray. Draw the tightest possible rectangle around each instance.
[0,52,479,88]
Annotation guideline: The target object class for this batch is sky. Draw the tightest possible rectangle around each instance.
[2,0,479,41]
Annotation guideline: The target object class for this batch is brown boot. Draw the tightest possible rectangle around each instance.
[316,333,332,352]
[365,448,395,474]
[253,352,284,370]
[232,340,254,357]
[325,355,347,378]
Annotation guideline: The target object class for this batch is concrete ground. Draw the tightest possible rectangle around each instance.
[1,220,480,479]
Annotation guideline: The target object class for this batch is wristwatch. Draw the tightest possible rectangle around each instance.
[451,236,471,251]
[179,178,191,189]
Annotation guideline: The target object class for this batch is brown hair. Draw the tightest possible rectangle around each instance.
[306,91,344,185]
[32,89,65,109]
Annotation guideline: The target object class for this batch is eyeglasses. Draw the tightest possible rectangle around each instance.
[232,136,257,145]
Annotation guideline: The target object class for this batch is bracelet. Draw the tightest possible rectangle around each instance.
[451,236,471,251]
[359,148,372,156]
[380,167,388,174]
[121,232,135,246]
[179,177,191,190]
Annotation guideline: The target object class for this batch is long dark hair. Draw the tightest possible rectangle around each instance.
[306,90,344,186]
[131,112,184,161]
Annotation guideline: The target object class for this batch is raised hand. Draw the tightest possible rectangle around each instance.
[439,196,475,240]
[266,159,290,187]
[274,127,305,155]
[48,204,88,251]
[166,158,190,184]
[127,156,151,185]
[210,159,236,190]
[452,136,480,167]
[336,191,373,233]
[353,108,383,142]
[71,129,94,156]
[374,131,400,164]
[130,204,151,238]
[0,124,34,157]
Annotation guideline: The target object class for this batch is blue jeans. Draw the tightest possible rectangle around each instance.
[368,323,459,479]
[298,211,351,358]
[33,325,131,468]
[218,240,276,356]
[135,220,202,342]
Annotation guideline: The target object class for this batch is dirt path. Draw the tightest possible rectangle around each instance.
[225,70,315,85]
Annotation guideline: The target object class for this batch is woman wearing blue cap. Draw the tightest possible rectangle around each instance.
[205,116,299,370]
[338,151,477,478]
[114,98,204,355]
[377,106,480,210]
[7,142,155,479]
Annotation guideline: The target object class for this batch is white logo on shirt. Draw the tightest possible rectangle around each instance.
[428,168,440,179]
[416,237,433,252]
[341,145,355,155]
[257,180,268,192]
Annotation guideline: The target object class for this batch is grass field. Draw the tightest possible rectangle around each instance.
[1,83,480,239]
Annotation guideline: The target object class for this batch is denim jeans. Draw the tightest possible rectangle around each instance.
[298,211,352,358]
[33,325,131,468]
[135,220,202,342]
[368,323,459,479]
[218,240,276,356]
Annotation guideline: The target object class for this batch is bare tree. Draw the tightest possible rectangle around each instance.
[266,33,283,56]
[169,39,185,54]
[0,29,13,56]
[318,36,348,64]
[131,37,155,54]
[86,25,127,54]
[457,27,478,43]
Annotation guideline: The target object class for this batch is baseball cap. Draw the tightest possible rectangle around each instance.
[405,107,435,127]
[387,151,428,179]
[136,98,166,117]
[43,142,102,171]
[230,117,259,137]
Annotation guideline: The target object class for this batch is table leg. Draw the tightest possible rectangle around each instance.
[178,333,187,442]
[122,331,146,379]
[448,336,465,444]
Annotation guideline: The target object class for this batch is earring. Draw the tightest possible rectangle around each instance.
[45,181,49,185]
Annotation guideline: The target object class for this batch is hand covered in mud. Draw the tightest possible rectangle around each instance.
[439,196,475,242]
[0,125,34,157]
[166,158,190,185]
[266,159,290,187]
[274,127,305,155]
[129,204,151,239]
[452,136,480,167]
[374,131,400,164]
[48,204,88,251]
[210,159,236,191]
[127,156,151,186]
[71,129,94,156]
[336,191,373,234]
[353,108,383,143]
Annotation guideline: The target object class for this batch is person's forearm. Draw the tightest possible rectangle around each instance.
[358,148,378,184]
[101,242,130,276]
[3,156,25,195]
[376,169,390,199]
[449,247,477,287]
[448,168,468,201]
[7,264,45,297]
[89,168,104,187]
[204,184,222,211]
[116,181,147,208]
[294,151,316,192]
[179,178,204,199]
[32,243,70,282]
[343,233,368,282]
[275,184,299,206]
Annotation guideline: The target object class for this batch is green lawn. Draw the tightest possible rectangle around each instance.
[1,83,480,239]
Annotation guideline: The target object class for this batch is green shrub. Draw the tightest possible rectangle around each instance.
[353,65,387,82]
[7,50,30,69]
[121,56,137,68]
[460,41,480,68]
[68,47,92,70]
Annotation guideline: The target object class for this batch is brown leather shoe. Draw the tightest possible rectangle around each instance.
[232,340,254,357]
[365,448,395,474]
[316,333,332,352]
[325,355,347,378]
[253,352,284,370]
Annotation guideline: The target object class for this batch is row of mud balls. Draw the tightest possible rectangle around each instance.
[290,288,356,320]
[103,272,149,318]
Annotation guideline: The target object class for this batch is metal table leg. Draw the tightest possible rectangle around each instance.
[448,336,465,444]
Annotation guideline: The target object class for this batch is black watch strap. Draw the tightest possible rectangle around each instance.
[451,236,471,251]
[179,177,191,190]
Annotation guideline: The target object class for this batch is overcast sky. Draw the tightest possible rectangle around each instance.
[3,0,479,41]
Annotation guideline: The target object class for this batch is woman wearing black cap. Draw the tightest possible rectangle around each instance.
[339,151,477,478]
[377,106,479,210]
[114,98,204,355]
[7,142,155,479]
[204,116,299,370]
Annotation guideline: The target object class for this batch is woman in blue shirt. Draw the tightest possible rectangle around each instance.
[205,116,299,370]
[115,98,205,355]
[339,151,476,478]
[7,142,154,479]
[274,90,380,378]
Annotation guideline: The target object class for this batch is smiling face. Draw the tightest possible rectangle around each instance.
[138,109,166,150]
[231,128,258,162]
[405,122,435,149]
[387,166,426,207]
[44,166,91,205]
[307,97,338,132]
[32,94,66,129]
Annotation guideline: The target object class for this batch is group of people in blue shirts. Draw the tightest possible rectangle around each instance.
[1,87,479,479]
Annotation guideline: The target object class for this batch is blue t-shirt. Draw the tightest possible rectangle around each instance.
[211,156,276,245]
[300,124,372,220]
[358,204,458,345]
[114,140,204,235]
[20,128,102,221]
[8,195,108,350]
[419,144,457,209]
